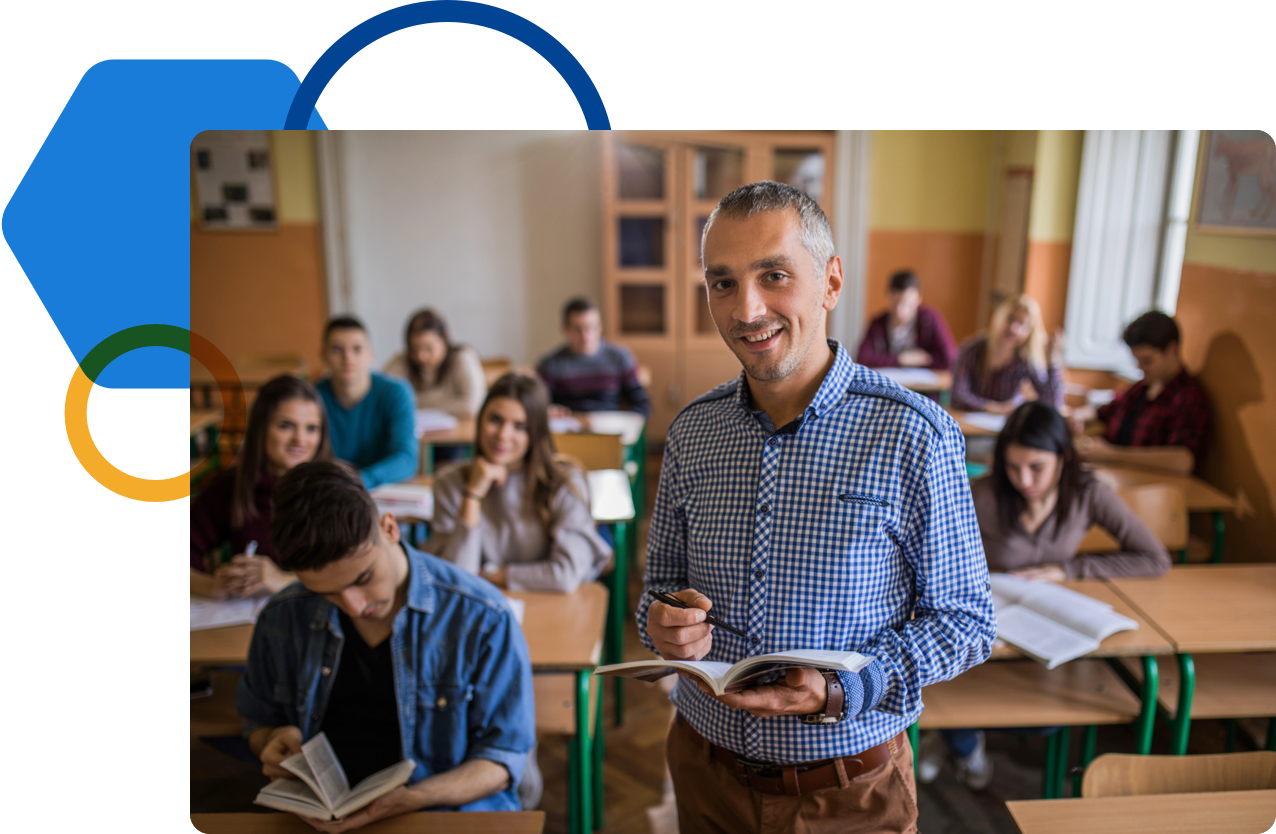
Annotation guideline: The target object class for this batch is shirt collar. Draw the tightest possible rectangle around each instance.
[733,339,855,423]
[402,543,437,615]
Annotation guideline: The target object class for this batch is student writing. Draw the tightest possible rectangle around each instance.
[189,375,331,598]
[428,373,612,593]
[951,294,1065,414]
[383,308,487,418]
[316,315,418,488]
[236,461,535,825]
[855,268,957,370]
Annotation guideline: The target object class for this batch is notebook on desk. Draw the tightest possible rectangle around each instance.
[990,574,1137,668]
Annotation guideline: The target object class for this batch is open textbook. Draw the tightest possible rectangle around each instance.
[255,733,416,821]
[190,595,269,631]
[990,574,1137,669]
[595,650,872,696]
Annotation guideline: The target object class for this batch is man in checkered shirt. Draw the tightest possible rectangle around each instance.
[638,181,996,833]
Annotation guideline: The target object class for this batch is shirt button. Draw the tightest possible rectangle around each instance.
[750,635,760,645]
[436,696,448,708]
[754,570,764,579]
[759,504,770,514]
[768,438,778,448]
[321,667,331,676]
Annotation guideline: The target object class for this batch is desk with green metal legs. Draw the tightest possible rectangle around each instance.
[586,469,637,729]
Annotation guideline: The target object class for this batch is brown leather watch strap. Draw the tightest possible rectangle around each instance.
[821,670,845,721]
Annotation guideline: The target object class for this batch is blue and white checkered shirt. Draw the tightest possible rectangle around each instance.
[638,340,995,765]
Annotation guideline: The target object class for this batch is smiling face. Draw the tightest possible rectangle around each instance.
[478,395,530,467]
[294,515,407,622]
[325,326,374,388]
[1002,310,1033,348]
[263,398,323,475]
[1003,442,1063,501]
[409,330,448,374]
[702,209,842,383]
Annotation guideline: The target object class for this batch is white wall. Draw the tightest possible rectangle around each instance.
[332,131,602,366]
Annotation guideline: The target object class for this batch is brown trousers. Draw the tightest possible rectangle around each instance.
[666,715,919,834]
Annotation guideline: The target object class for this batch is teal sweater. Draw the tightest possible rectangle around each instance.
[316,373,417,488]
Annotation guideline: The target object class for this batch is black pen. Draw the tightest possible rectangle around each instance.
[647,589,748,639]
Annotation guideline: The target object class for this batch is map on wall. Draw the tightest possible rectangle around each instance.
[1196,130,1276,235]
[192,130,277,230]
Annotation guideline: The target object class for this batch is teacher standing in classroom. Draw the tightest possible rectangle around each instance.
[638,182,997,833]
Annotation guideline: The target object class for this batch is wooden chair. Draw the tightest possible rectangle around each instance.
[1081,750,1276,797]
[1076,484,1188,560]
[480,356,513,387]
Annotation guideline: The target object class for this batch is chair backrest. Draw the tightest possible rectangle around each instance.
[1082,751,1276,798]
[1117,483,1189,550]
[553,432,625,471]
[480,356,514,387]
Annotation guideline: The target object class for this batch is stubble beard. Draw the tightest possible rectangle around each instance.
[729,315,811,383]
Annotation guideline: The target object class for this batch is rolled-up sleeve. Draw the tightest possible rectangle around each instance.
[856,419,997,717]
[464,607,535,784]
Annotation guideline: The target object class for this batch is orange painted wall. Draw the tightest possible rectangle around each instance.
[865,230,986,342]
[1022,239,1071,333]
[1176,261,1276,563]
[190,223,328,375]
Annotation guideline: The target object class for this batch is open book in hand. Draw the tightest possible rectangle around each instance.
[254,732,416,821]
[990,574,1137,669]
[594,650,872,696]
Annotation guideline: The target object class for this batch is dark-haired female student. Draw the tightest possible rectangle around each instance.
[428,372,611,594]
[383,308,487,417]
[189,375,332,598]
[917,401,1170,790]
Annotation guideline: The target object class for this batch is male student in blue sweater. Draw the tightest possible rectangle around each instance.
[316,316,418,489]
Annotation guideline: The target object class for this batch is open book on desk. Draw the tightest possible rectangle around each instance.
[594,650,872,696]
[255,732,415,821]
[190,595,269,631]
[990,574,1137,669]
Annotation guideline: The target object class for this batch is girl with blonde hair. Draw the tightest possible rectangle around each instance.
[951,294,1065,413]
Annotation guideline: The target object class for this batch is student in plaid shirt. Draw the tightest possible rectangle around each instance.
[1072,311,1211,474]
[639,182,996,833]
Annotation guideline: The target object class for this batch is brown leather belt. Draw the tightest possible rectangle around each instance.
[677,714,903,797]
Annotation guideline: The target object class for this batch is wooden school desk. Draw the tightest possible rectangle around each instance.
[191,811,546,833]
[1006,789,1276,834]
[506,584,609,834]
[191,623,253,667]
[1092,464,1237,562]
[418,417,477,474]
[1108,564,1276,754]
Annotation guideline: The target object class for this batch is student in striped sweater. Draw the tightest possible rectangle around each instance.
[536,296,652,417]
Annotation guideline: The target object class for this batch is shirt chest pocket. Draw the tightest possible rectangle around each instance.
[826,493,901,564]
[415,682,475,768]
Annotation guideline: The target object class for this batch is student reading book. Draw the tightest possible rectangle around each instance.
[988,573,1137,668]
[596,649,873,696]
[255,732,416,821]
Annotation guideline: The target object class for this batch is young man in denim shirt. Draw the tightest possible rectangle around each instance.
[236,461,535,830]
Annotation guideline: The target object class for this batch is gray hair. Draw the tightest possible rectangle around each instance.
[701,181,835,272]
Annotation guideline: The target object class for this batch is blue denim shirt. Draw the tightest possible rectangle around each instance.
[236,544,535,812]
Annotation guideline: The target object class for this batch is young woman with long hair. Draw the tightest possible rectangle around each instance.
[189,375,333,598]
[950,294,1065,414]
[917,401,1169,791]
[383,308,487,417]
[428,372,611,593]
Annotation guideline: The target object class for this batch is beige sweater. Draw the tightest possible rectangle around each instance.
[383,345,486,417]
[427,464,612,593]
[970,476,1171,579]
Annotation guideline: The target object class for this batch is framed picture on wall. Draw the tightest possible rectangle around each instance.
[1193,130,1276,236]
[192,130,278,231]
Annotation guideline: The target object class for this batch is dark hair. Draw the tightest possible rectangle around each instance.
[231,375,332,529]
[562,296,598,326]
[704,181,835,271]
[888,269,921,294]
[324,315,367,343]
[471,372,582,529]
[991,402,1092,535]
[270,460,380,572]
[403,308,457,389]
[1122,311,1180,352]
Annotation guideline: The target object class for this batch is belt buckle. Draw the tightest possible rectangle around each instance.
[734,755,779,778]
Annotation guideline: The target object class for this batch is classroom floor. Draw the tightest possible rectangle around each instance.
[190,450,1272,832]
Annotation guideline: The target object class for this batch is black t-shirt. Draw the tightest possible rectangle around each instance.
[320,610,403,786]
[1115,391,1149,446]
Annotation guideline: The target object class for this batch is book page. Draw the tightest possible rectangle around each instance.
[1015,583,1135,641]
[298,733,350,809]
[332,760,417,820]
[594,659,735,690]
[996,605,1099,669]
[255,776,328,818]
[190,595,267,630]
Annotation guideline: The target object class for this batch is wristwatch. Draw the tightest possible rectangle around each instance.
[799,670,846,725]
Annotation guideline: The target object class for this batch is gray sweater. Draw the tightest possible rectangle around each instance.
[970,476,1171,579]
[428,464,612,593]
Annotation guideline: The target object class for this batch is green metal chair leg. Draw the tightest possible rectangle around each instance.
[1056,726,1071,797]
[573,670,593,834]
[1172,653,1196,755]
[593,673,605,831]
[1105,655,1159,754]
[1226,718,1238,752]
[1043,731,1058,798]
[1212,511,1225,563]
[1267,718,1276,752]
[606,521,628,727]
[1072,725,1097,797]
[906,723,919,777]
